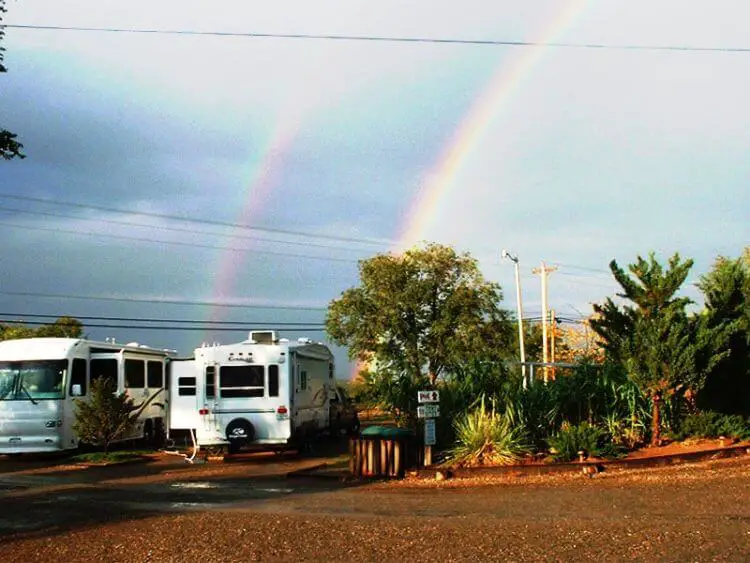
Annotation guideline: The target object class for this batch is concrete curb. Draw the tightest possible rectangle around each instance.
[412,443,750,479]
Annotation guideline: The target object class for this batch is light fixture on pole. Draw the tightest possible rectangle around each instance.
[502,249,527,388]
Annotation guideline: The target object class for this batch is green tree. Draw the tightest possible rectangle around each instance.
[0,317,85,341]
[327,243,513,386]
[326,244,513,425]
[72,377,137,453]
[35,316,85,338]
[591,253,697,445]
[0,0,25,160]
[695,249,750,414]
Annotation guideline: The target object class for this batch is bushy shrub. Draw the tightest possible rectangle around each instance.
[716,414,750,439]
[547,421,608,462]
[447,398,528,467]
[673,411,750,440]
[602,412,646,449]
[73,377,137,453]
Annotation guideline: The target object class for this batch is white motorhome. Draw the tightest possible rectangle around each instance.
[0,337,173,454]
[168,331,334,452]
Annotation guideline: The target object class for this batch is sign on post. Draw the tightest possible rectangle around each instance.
[417,390,440,465]
[417,404,440,418]
[417,390,440,403]
[424,419,436,446]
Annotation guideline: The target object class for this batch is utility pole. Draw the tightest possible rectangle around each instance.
[532,262,557,383]
[550,308,556,381]
[502,250,527,388]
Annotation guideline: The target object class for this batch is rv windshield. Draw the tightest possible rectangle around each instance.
[0,361,67,401]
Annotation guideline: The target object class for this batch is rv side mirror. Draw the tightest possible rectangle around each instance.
[71,384,83,397]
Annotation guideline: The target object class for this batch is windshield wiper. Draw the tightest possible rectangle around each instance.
[18,383,38,405]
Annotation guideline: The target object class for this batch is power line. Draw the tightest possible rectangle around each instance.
[0,205,369,254]
[0,193,391,247]
[0,319,326,332]
[0,290,330,310]
[5,24,750,54]
[552,262,611,276]
[0,220,362,264]
[0,312,324,325]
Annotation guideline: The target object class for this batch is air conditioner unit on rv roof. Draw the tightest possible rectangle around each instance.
[248,331,278,344]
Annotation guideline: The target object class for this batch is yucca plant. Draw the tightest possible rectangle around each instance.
[447,398,528,467]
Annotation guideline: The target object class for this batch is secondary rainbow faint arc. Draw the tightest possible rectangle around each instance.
[205,119,300,333]
[395,0,590,250]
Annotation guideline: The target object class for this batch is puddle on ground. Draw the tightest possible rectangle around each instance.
[169,502,219,510]
[169,482,295,494]
[170,481,222,489]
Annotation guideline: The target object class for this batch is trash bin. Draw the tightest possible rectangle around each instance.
[350,426,415,479]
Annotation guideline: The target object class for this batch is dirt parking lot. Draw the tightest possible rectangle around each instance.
[1,446,750,562]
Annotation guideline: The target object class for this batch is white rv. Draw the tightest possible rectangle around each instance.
[168,331,334,452]
[0,337,173,454]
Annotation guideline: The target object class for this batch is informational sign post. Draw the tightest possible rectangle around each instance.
[417,404,440,419]
[424,419,436,446]
[418,390,440,403]
[417,390,440,466]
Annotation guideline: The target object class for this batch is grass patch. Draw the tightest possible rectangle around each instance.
[69,450,151,465]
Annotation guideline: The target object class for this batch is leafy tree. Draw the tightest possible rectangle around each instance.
[72,377,137,453]
[619,303,699,444]
[591,253,699,445]
[0,0,25,160]
[0,317,85,341]
[695,249,750,414]
[326,243,513,386]
[35,316,84,338]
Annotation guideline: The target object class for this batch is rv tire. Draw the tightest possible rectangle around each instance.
[226,418,254,453]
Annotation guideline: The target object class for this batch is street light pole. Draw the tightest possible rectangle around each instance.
[502,250,527,388]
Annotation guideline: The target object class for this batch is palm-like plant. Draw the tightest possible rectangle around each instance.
[447,398,528,466]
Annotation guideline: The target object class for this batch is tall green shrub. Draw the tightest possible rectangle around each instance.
[73,377,137,453]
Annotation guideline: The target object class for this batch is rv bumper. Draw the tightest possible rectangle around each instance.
[0,435,63,454]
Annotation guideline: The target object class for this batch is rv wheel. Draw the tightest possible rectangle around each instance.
[225,418,254,453]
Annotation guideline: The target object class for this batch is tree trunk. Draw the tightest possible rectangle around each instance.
[650,393,661,447]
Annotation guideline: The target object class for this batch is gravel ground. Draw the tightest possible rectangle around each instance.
[1,455,750,562]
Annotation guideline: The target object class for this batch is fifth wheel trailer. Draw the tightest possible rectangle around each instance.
[168,331,335,452]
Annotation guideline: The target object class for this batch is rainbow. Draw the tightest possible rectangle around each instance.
[395,0,590,249]
[350,1,590,379]
[205,119,300,332]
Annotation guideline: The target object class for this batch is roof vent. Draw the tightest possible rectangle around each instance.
[248,331,278,344]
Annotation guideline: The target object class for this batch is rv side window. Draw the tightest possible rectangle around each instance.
[125,359,146,389]
[90,359,118,387]
[205,366,215,398]
[268,365,279,397]
[178,376,197,396]
[219,365,264,398]
[300,370,307,391]
[147,361,164,388]
[69,358,87,396]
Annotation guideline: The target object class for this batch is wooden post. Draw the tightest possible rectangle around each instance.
[424,445,432,467]
[394,440,402,477]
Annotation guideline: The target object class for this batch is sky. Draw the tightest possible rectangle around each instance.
[0,0,748,376]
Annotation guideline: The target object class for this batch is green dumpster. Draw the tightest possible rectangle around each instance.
[350,426,416,479]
